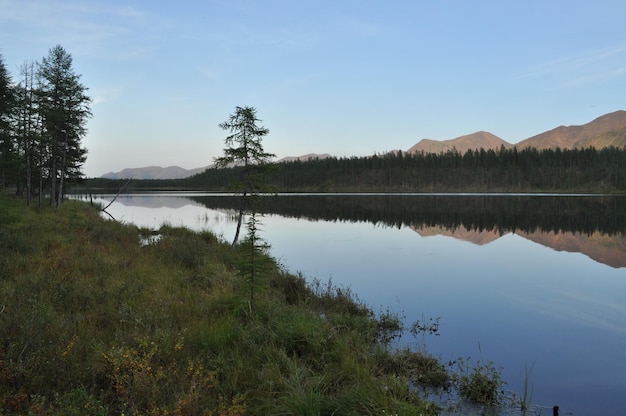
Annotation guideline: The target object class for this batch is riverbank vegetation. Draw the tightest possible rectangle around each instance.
[84,145,626,194]
[0,195,512,415]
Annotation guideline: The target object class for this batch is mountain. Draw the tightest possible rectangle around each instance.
[101,165,209,180]
[515,110,626,150]
[277,153,332,163]
[407,131,511,154]
[568,125,626,149]
[406,110,626,154]
[100,154,332,179]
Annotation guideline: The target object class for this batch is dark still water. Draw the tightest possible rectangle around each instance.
[77,192,626,415]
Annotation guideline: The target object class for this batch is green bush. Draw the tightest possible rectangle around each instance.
[456,357,504,405]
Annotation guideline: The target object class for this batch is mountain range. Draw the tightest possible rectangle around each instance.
[101,111,626,179]
[407,109,626,154]
[101,165,209,180]
[100,153,332,180]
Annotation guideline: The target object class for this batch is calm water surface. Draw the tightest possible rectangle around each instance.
[76,192,626,415]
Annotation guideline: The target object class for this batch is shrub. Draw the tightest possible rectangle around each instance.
[456,357,504,405]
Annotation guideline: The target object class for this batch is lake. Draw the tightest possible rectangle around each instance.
[73,192,626,415]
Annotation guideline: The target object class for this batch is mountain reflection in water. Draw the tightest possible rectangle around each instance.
[413,225,626,269]
[188,193,626,269]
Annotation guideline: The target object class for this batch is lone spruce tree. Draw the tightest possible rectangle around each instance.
[214,106,275,247]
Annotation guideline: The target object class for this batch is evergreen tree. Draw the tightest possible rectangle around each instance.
[239,211,271,313]
[15,61,43,205]
[214,106,275,246]
[37,45,91,206]
[0,53,17,191]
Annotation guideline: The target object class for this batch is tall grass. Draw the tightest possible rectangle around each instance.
[0,195,503,415]
[521,362,535,414]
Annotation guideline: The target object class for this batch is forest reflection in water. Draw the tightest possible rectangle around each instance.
[188,193,626,269]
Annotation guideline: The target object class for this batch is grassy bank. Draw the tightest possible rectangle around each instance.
[0,195,503,415]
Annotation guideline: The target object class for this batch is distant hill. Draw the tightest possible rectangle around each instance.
[406,110,626,154]
[100,154,332,179]
[277,153,333,163]
[101,165,209,180]
[407,131,511,154]
[515,110,626,150]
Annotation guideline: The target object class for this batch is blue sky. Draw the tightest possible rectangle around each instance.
[2,0,626,177]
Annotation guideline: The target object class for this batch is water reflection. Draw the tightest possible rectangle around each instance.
[87,193,626,268]
[412,224,626,268]
[186,194,626,269]
[77,192,626,414]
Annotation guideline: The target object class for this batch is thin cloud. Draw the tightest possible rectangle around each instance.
[0,0,145,30]
[205,0,256,15]
[263,70,331,96]
[515,43,626,87]
[0,0,153,60]
[560,64,626,88]
[90,85,124,106]
[198,67,219,81]
[341,17,384,38]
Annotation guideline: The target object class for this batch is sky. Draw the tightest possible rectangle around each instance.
[2,0,626,177]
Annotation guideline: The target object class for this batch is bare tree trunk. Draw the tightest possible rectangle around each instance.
[50,155,57,207]
[249,222,255,312]
[37,146,43,208]
[100,179,131,220]
[26,139,31,205]
[58,131,68,206]
[231,190,247,247]
[25,64,34,206]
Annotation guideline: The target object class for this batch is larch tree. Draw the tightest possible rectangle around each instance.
[0,53,17,192]
[15,61,43,205]
[214,106,275,247]
[37,45,91,207]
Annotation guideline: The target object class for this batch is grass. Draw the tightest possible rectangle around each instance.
[520,362,535,414]
[0,194,505,415]
[456,357,504,406]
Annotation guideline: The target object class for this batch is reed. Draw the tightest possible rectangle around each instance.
[521,362,535,414]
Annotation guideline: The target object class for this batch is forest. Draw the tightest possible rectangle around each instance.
[0,47,91,206]
[84,145,626,193]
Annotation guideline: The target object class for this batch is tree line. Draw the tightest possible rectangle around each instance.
[0,46,91,206]
[251,146,626,192]
[85,145,626,193]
